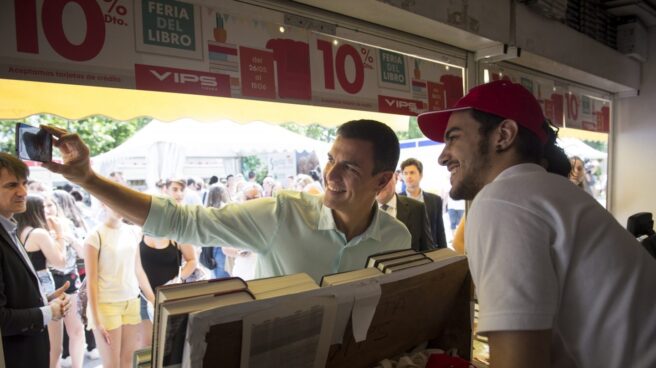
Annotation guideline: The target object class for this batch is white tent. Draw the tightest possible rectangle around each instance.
[558,137,607,160]
[92,119,330,188]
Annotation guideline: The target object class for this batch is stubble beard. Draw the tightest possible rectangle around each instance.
[449,136,492,201]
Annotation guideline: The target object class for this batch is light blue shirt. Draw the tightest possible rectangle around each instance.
[143,190,411,283]
[0,215,51,326]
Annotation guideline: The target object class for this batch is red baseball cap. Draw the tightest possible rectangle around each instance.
[417,80,547,144]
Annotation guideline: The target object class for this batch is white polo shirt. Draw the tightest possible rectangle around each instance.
[466,163,656,368]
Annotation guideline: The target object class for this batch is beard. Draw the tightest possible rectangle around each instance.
[449,136,492,201]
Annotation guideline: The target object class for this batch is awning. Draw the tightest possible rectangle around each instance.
[0,79,411,130]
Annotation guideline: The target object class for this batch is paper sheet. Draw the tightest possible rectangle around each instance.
[182,280,385,367]
[240,296,337,368]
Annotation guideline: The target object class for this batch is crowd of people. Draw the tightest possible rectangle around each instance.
[1,163,335,367]
[2,80,654,368]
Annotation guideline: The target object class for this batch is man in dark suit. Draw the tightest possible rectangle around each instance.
[376,172,435,251]
[399,158,447,248]
[0,153,70,368]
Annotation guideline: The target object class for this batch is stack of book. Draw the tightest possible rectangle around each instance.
[321,247,460,286]
[148,247,467,368]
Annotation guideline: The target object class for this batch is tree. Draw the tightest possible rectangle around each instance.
[0,115,151,156]
[280,122,336,143]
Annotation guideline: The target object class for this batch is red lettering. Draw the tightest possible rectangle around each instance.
[317,39,335,90]
[14,0,39,53]
[335,44,364,94]
[43,0,105,61]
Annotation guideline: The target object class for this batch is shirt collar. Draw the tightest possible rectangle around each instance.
[317,202,383,243]
[0,214,17,235]
[408,189,424,202]
[380,194,397,210]
[494,163,546,182]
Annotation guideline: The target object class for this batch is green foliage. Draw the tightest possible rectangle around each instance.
[395,117,422,140]
[584,140,607,153]
[241,155,268,183]
[0,115,151,156]
[280,123,336,143]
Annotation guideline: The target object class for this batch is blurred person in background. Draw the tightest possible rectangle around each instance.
[138,179,198,344]
[201,184,232,279]
[569,156,591,194]
[49,190,89,367]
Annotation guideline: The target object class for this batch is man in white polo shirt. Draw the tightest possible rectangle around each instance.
[417,80,656,368]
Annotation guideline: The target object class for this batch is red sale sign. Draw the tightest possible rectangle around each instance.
[239,46,276,99]
[1,1,465,118]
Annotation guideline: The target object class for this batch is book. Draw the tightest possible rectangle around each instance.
[423,247,460,262]
[132,347,152,368]
[152,277,248,368]
[320,267,383,286]
[247,272,319,299]
[382,257,433,273]
[158,290,255,368]
[375,253,429,272]
[365,248,416,268]
[182,254,472,368]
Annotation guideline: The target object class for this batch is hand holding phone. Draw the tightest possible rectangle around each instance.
[15,123,52,163]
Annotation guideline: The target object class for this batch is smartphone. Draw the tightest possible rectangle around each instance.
[15,123,52,163]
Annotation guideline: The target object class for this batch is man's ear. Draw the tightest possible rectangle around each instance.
[376,171,394,191]
[495,119,520,152]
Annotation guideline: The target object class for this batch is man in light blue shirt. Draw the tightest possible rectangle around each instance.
[44,120,411,282]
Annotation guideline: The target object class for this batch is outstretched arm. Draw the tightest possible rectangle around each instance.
[41,126,151,226]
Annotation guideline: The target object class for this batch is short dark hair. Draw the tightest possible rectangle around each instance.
[0,152,29,179]
[336,119,399,174]
[470,109,570,177]
[208,175,219,185]
[165,178,187,189]
[400,158,423,174]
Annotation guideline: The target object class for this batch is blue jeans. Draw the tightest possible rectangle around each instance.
[448,209,465,231]
[213,247,230,279]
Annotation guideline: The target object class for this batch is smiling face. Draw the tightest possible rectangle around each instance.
[323,136,390,222]
[438,110,494,201]
[0,169,28,219]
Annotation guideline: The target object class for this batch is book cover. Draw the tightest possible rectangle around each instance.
[375,253,428,272]
[320,267,382,287]
[383,257,433,274]
[247,272,318,299]
[365,248,416,268]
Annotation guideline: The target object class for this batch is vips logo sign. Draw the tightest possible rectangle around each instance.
[135,64,231,97]
[378,95,425,115]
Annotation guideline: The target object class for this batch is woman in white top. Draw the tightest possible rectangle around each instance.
[84,204,154,368]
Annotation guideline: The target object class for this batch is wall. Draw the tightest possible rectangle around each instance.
[611,26,656,225]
